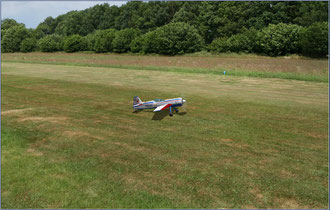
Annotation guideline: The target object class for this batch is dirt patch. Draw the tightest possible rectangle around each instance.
[221,138,234,143]
[249,188,264,200]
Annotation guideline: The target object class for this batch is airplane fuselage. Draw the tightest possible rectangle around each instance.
[133,98,185,110]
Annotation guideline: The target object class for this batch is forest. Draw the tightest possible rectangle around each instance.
[1,1,328,57]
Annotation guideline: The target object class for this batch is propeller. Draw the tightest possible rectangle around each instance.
[181,93,187,112]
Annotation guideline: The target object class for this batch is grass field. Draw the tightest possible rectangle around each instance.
[3,52,328,82]
[1,53,329,208]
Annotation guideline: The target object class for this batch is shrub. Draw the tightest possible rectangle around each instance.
[113,28,141,53]
[83,33,97,51]
[2,25,30,53]
[227,28,258,53]
[130,35,144,53]
[63,34,86,52]
[94,29,117,53]
[140,31,159,54]
[209,28,258,54]
[38,34,64,52]
[300,22,328,57]
[208,37,230,53]
[141,22,204,55]
[20,38,38,52]
[256,23,303,56]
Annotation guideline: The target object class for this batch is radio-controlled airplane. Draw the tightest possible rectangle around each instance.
[133,96,186,117]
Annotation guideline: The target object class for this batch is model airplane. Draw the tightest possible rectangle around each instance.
[133,96,186,117]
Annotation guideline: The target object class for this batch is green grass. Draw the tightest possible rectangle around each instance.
[3,59,328,83]
[1,61,328,208]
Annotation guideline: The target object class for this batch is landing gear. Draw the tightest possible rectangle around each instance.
[174,107,179,113]
[169,106,173,117]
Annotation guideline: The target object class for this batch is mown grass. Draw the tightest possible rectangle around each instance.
[1,61,328,208]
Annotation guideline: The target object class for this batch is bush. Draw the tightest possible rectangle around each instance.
[63,34,86,52]
[140,31,159,54]
[130,35,144,53]
[141,22,204,55]
[94,29,117,53]
[300,22,328,57]
[38,34,64,52]
[83,33,96,51]
[112,28,141,53]
[208,37,230,53]
[227,28,258,53]
[2,25,30,53]
[256,23,303,56]
[209,28,258,53]
[20,38,38,52]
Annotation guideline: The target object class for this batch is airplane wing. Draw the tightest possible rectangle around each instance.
[153,104,172,112]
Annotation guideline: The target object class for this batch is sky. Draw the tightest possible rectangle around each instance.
[1,1,127,28]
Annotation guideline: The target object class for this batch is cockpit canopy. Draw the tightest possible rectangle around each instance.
[153,99,164,102]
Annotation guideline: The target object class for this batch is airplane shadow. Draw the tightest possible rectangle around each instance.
[152,110,187,121]
[133,109,187,121]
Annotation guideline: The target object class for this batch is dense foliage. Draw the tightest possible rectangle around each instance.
[93,29,117,53]
[2,25,30,53]
[1,1,328,57]
[300,22,329,57]
[139,22,204,55]
[256,23,304,56]
[209,28,258,54]
[113,28,141,53]
[63,35,86,52]
[38,34,63,52]
[20,38,38,52]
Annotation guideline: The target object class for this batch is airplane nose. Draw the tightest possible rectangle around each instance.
[182,99,186,104]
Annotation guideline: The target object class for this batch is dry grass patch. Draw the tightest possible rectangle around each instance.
[26,148,43,157]
[111,141,151,153]
[63,130,104,141]
[18,116,67,123]
[1,108,34,115]
[274,197,309,209]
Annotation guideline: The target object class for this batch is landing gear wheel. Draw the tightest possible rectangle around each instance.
[169,114,173,117]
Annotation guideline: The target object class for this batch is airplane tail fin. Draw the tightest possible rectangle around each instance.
[133,96,143,105]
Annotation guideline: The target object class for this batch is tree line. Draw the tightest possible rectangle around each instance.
[1,1,328,57]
